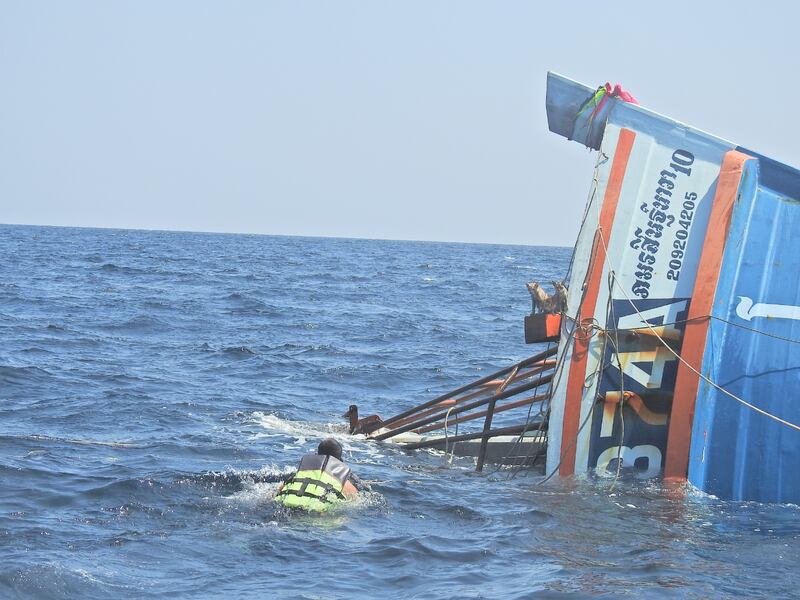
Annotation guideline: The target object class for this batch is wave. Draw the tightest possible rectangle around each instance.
[182,464,295,489]
[143,300,171,310]
[222,345,257,356]
[188,465,297,505]
[247,411,350,442]
[99,263,148,275]
[263,343,345,356]
[0,433,140,448]
[197,344,258,357]
[243,411,400,461]
[0,365,52,385]
[98,315,170,333]
[0,562,136,599]
[221,292,281,316]
[19,346,53,355]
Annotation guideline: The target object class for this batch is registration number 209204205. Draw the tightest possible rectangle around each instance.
[666,192,697,281]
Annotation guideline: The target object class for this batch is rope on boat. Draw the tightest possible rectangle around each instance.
[604,269,626,490]
[595,227,800,433]
[538,221,800,487]
[500,151,612,481]
[536,205,611,484]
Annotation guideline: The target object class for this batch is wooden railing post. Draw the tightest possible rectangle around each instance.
[476,365,517,472]
[475,398,497,472]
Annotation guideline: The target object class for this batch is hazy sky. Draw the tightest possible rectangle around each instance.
[2,1,798,246]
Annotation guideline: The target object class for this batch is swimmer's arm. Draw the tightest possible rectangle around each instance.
[348,472,372,492]
[343,479,358,499]
[274,471,295,496]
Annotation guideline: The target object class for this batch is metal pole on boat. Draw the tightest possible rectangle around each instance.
[400,422,547,450]
[397,361,555,430]
[475,398,497,472]
[375,346,557,432]
[414,392,549,433]
[475,365,518,472]
[373,372,555,441]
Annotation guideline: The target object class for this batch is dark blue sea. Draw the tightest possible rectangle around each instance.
[1,224,798,599]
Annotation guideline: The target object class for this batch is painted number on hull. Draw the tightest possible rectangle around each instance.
[608,300,686,391]
[595,445,662,479]
[589,298,689,479]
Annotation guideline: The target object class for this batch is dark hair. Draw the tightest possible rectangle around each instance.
[318,437,343,460]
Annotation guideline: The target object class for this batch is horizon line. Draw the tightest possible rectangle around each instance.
[1,221,572,250]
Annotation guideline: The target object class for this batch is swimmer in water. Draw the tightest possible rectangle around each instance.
[274,438,362,511]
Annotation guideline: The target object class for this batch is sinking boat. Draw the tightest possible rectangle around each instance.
[543,72,800,503]
[351,73,800,504]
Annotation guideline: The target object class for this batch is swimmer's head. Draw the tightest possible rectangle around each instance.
[317,437,343,460]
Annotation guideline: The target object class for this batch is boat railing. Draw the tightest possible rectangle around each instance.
[348,346,557,470]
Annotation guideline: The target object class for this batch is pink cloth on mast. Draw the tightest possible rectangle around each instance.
[595,82,638,115]
[606,82,638,104]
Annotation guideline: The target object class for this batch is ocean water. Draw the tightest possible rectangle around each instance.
[1,224,798,599]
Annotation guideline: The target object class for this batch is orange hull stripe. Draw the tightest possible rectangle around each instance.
[663,150,751,480]
[559,128,636,476]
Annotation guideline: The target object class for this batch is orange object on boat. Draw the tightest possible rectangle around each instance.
[524,312,561,344]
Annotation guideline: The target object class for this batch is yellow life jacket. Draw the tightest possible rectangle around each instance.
[275,454,351,512]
